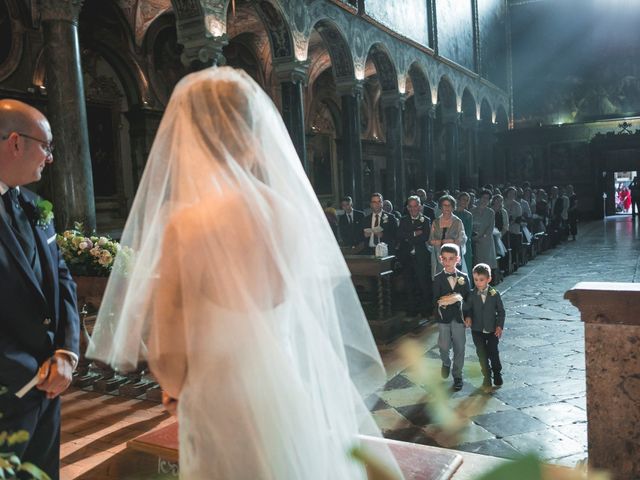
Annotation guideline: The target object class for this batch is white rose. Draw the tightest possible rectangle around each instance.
[98,237,108,246]
[79,241,88,250]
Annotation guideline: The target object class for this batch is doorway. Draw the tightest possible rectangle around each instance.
[614,170,637,215]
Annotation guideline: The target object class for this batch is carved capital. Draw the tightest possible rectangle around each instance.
[178,27,228,69]
[274,59,310,86]
[414,95,435,117]
[336,79,364,98]
[39,0,83,24]
[380,91,405,110]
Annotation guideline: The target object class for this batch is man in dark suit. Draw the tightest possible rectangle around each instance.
[0,99,80,479]
[337,196,364,249]
[397,195,431,317]
[362,193,398,255]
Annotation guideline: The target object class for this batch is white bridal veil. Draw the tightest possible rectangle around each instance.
[87,67,401,479]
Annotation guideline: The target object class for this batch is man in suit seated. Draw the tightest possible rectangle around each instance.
[362,193,398,255]
[338,196,364,250]
[0,99,80,479]
[397,196,432,317]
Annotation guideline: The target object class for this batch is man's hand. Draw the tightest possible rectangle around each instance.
[464,317,472,328]
[413,229,423,237]
[375,231,384,238]
[495,326,503,338]
[162,391,179,416]
[36,353,73,399]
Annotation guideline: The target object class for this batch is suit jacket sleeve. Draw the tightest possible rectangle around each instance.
[57,254,80,356]
[432,275,443,310]
[495,292,506,329]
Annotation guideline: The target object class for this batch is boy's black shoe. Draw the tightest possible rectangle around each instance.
[441,365,450,379]
[482,376,492,388]
[493,373,503,386]
[453,378,463,391]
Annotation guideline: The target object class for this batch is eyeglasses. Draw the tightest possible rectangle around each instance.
[1,132,54,156]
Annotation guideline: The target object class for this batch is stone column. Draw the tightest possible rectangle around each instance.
[275,60,309,173]
[380,92,405,208]
[337,80,364,207]
[125,107,163,187]
[442,111,460,191]
[564,282,640,480]
[40,0,96,230]
[179,33,228,70]
[416,102,436,191]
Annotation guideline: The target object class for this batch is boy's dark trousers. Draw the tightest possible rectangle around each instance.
[471,330,502,379]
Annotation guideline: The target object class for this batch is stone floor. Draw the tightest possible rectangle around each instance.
[57,215,638,478]
[374,215,640,467]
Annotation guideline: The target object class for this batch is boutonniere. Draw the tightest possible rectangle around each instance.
[457,276,465,286]
[419,216,425,223]
[35,199,54,228]
[489,288,497,296]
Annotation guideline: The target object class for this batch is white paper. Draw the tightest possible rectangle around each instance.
[15,373,40,398]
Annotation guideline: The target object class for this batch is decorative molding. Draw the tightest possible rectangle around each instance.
[39,0,83,24]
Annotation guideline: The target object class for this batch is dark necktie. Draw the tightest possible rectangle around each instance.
[2,188,41,283]
[348,213,352,224]
[374,214,380,245]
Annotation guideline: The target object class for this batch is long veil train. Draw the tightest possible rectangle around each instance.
[87,67,402,479]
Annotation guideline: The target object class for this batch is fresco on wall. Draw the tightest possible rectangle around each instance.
[436,0,474,71]
[365,0,429,48]
[478,0,507,90]
[512,0,640,126]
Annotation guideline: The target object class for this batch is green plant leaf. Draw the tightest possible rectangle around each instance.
[475,454,542,480]
[19,462,52,480]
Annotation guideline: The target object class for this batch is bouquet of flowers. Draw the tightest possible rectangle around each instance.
[57,223,129,277]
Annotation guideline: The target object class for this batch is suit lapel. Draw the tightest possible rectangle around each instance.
[34,226,56,306]
[0,208,47,305]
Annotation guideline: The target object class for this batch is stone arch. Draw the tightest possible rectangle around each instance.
[496,104,509,130]
[143,12,189,106]
[407,61,432,100]
[461,88,477,121]
[365,43,398,92]
[0,0,25,82]
[252,0,295,60]
[309,18,355,83]
[436,76,457,112]
[480,98,493,125]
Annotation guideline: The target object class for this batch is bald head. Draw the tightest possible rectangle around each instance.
[0,99,47,135]
[0,99,52,187]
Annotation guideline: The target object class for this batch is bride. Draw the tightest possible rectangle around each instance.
[87,67,401,479]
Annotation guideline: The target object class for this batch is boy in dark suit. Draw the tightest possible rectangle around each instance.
[432,243,471,391]
[464,263,506,389]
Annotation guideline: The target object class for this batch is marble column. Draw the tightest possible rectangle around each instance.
[477,123,497,187]
[275,60,309,173]
[442,111,460,191]
[564,282,640,480]
[125,107,163,187]
[416,102,436,191]
[337,80,364,207]
[380,92,405,208]
[41,0,96,230]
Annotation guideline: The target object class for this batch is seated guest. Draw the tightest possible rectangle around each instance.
[397,196,432,317]
[383,199,402,220]
[362,193,398,254]
[425,190,438,211]
[338,196,364,249]
[415,188,436,221]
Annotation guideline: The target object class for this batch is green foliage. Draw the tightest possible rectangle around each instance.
[34,200,54,228]
[475,454,542,480]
